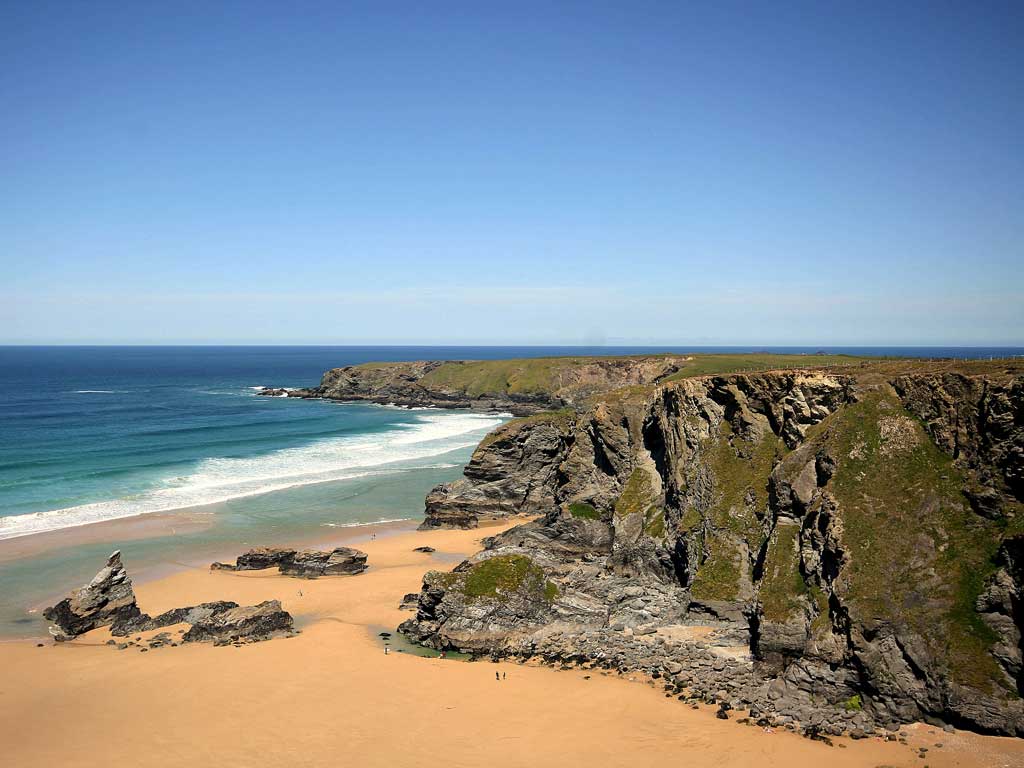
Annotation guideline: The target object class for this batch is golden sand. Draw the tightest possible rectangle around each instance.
[1,520,1021,768]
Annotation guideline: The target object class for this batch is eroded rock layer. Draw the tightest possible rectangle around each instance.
[401,369,1024,736]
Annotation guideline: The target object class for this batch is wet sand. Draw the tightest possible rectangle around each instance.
[1,520,1022,768]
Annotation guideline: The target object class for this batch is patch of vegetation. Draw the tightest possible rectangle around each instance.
[690,536,742,601]
[679,505,702,533]
[758,523,808,622]
[705,421,781,549]
[644,505,666,538]
[808,585,831,636]
[688,420,781,601]
[843,694,862,712]
[434,555,559,605]
[418,356,675,398]
[568,502,602,521]
[826,390,1008,693]
[614,466,657,518]
[663,353,870,381]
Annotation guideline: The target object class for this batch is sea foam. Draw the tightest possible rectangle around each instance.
[0,411,503,540]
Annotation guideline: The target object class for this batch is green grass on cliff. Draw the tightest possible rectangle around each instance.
[690,421,781,602]
[419,356,674,397]
[434,555,559,604]
[824,390,1008,693]
[644,506,666,538]
[663,353,869,380]
[758,522,808,622]
[690,542,742,602]
[568,502,602,520]
[615,466,658,518]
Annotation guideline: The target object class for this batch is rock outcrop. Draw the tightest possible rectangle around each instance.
[43,551,143,641]
[181,600,294,645]
[212,546,368,577]
[259,356,686,415]
[44,553,295,646]
[111,601,242,637]
[401,366,1024,736]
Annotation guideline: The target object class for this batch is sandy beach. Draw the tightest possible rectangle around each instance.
[2,519,1022,768]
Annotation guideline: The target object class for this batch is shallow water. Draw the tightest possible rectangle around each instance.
[3,344,1020,638]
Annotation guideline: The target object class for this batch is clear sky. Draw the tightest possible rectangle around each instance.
[2,1,1021,345]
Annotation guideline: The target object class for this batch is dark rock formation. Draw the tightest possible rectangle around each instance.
[43,551,143,641]
[181,600,294,645]
[401,368,1024,736]
[44,553,294,647]
[420,411,573,529]
[413,546,436,553]
[279,547,368,578]
[212,546,368,577]
[112,601,242,637]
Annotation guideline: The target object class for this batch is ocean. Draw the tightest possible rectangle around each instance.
[0,344,1020,637]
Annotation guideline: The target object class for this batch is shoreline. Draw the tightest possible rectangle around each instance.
[1,520,1021,767]
[0,514,430,641]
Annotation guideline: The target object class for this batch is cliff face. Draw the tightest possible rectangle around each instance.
[269,356,686,415]
[402,369,1024,736]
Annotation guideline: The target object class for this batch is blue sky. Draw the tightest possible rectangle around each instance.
[1,1,1021,345]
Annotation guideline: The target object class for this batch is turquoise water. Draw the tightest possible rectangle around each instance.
[2,344,1020,638]
[0,346,514,637]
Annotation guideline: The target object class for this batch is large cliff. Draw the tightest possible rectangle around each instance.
[401,362,1024,737]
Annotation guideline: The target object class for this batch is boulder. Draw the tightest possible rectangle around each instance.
[182,600,293,644]
[399,592,420,611]
[279,547,368,578]
[211,546,367,578]
[112,601,241,636]
[234,547,298,571]
[42,551,143,641]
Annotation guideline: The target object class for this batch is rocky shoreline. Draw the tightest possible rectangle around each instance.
[257,355,688,415]
[397,365,1024,737]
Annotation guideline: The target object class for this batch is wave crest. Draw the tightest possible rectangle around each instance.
[0,411,502,540]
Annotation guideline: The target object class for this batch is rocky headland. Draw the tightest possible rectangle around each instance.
[259,355,691,414]
[394,359,1024,737]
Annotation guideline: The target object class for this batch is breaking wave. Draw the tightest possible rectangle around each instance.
[0,411,501,540]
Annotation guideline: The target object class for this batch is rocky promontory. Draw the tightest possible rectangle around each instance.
[259,355,688,415]
[399,361,1024,737]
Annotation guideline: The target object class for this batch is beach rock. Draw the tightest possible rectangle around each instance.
[112,600,241,636]
[413,546,436,553]
[399,593,420,611]
[42,551,143,641]
[211,546,368,577]
[279,547,368,578]
[182,600,293,644]
[214,547,298,571]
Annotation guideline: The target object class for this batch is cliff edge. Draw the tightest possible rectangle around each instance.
[401,359,1024,737]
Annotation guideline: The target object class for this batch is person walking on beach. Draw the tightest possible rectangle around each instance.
[495,671,500,681]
